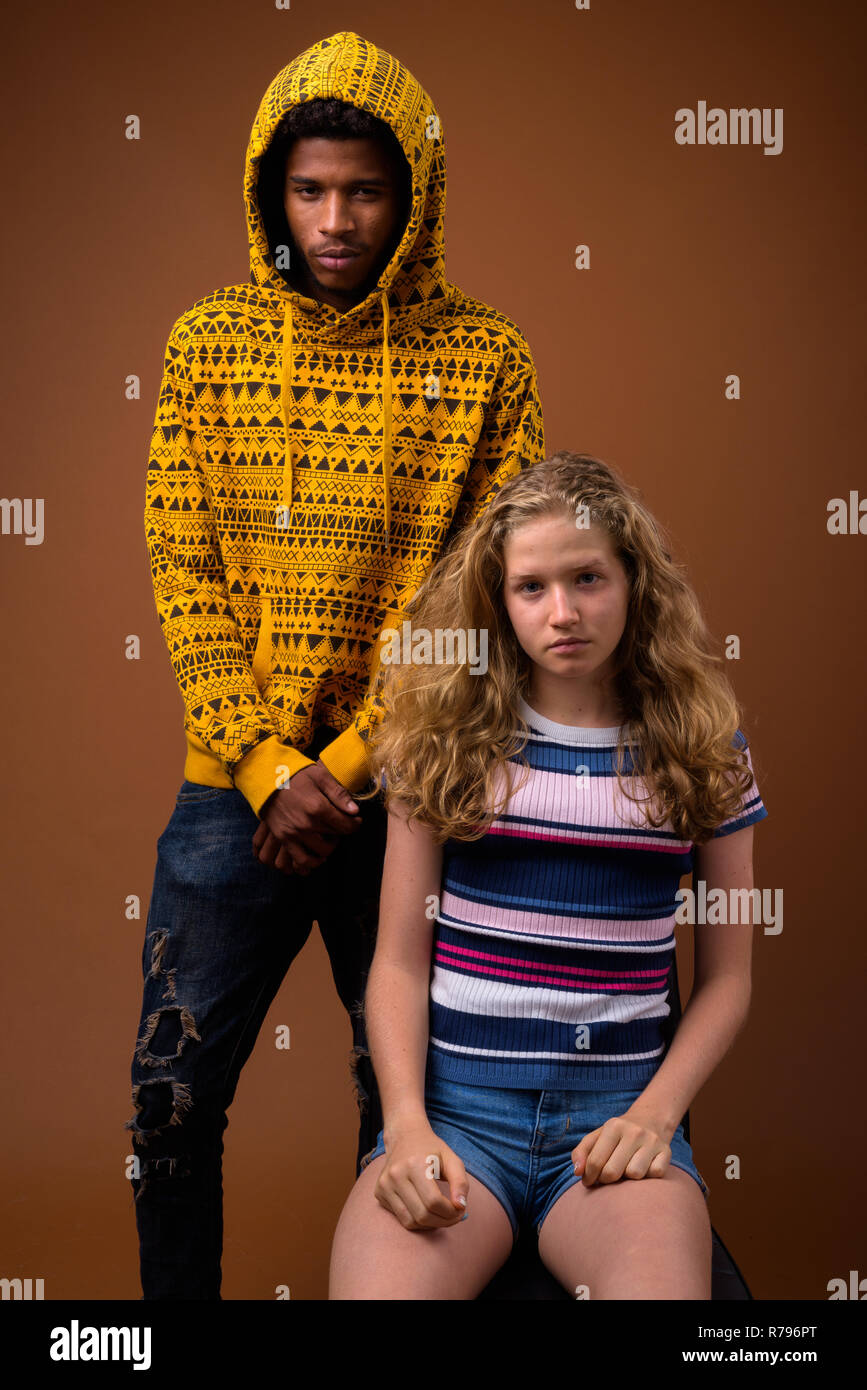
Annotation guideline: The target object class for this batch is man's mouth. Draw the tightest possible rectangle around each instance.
[315,250,359,270]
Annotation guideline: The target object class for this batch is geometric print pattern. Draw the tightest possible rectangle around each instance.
[144,32,545,803]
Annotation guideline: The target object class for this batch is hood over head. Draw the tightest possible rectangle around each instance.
[244,30,448,329]
[242,31,451,546]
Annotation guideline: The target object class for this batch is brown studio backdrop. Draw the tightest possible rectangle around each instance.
[1,0,864,1299]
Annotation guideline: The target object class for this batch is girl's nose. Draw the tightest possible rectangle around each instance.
[550,589,579,621]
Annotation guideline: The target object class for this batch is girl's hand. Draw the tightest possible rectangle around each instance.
[374,1121,469,1231]
[571,1108,673,1188]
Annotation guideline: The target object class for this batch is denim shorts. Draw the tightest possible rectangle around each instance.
[360,1070,709,1243]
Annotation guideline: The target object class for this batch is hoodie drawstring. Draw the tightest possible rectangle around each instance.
[280,299,295,533]
[280,288,393,551]
[380,289,393,548]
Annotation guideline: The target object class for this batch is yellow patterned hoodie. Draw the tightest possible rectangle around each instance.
[145,31,545,816]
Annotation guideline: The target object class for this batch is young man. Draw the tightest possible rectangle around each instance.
[129,30,545,1299]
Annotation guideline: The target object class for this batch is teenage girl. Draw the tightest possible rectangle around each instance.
[328,452,768,1300]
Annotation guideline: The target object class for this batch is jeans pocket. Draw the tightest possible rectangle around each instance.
[538,1113,575,1151]
[175,781,234,803]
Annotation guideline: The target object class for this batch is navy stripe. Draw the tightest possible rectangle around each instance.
[430,1003,670,1055]
[511,742,641,775]
[711,802,769,839]
[440,860,691,920]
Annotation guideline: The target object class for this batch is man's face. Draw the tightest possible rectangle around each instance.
[282,136,407,310]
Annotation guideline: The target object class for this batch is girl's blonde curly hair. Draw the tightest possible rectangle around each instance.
[354,451,757,845]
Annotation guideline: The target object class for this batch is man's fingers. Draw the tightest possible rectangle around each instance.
[256,828,336,878]
[295,763,363,835]
[254,829,288,869]
[282,826,340,860]
[254,762,365,873]
[315,764,361,815]
[274,843,297,876]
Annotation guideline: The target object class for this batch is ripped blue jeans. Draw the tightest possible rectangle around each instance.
[127,726,386,1299]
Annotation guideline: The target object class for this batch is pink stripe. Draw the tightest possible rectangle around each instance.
[486,825,686,854]
[493,763,692,851]
[439,892,677,944]
[435,950,666,991]
[441,940,669,980]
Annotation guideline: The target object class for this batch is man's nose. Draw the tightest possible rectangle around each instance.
[319,194,355,234]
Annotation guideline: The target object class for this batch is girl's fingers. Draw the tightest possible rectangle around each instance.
[643,1148,671,1179]
[595,1133,646,1183]
[439,1148,470,1212]
[375,1183,415,1230]
[390,1172,440,1228]
[379,1168,465,1229]
[571,1125,602,1173]
[415,1172,466,1222]
[589,1136,671,1185]
[575,1126,620,1185]
[616,1137,670,1182]
[401,1170,464,1227]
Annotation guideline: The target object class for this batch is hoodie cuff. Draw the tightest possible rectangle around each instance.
[232,734,315,817]
[316,724,373,795]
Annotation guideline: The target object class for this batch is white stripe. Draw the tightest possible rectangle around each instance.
[491,824,684,852]
[430,1037,665,1063]
[431,974,670,1024]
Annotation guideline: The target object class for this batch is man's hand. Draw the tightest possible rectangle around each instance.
[252,760,362,876]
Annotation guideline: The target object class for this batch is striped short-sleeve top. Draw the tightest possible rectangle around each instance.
[426,697,768,1090]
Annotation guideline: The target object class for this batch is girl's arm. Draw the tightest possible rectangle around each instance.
[362,798,469,1229]
[365,797,442,1137]
[624,823,755,1142]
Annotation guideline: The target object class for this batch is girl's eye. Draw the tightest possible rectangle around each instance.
[520,574,598,594]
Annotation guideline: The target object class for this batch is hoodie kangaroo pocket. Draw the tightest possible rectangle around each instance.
[251,596,273,690]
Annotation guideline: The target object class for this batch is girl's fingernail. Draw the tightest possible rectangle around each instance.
[457,1195,467,1207]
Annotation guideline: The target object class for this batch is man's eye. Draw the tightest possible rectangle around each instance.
[294,187,379,197]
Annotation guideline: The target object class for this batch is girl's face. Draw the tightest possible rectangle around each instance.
[501,509,631,700]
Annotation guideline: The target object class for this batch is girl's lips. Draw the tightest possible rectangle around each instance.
[550,639,590,650]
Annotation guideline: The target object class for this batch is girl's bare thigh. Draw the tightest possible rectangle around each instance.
[329,1154,514,1300]
[537,1164,713,1300]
